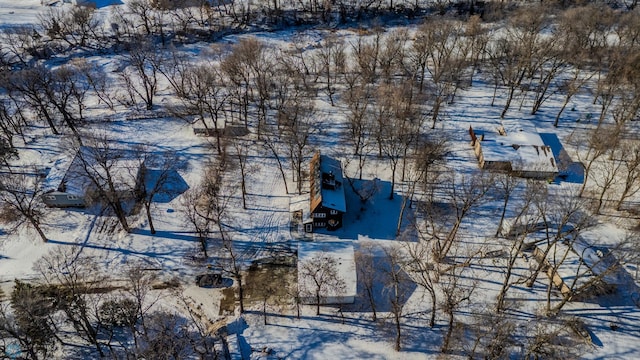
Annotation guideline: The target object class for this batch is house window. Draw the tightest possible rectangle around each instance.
[330,209,339,215]
[313,212,326,218]
[67,195,79,200]
[315,222,326,227]
[45,195,56,201]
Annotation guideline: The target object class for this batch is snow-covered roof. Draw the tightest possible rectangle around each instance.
[297,241,357,303]
[473,126,558,174]
[42,155,77,194]
[310,152,347,213]
[538,235,624,289]
[42,146,141,196]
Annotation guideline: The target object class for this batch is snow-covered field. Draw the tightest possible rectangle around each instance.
[1,1,640,359]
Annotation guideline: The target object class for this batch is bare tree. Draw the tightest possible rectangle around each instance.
[404,239,437,328]
[38,6,103,50]
[440,264,475,354]
[298,250,346,316]
[466,308,516,359]
[496,181,542,312]
[215,233,250,314]
[615,140,640,210]
[139,150,180,234]
[527,35,567,115]
[523,320,585,359]
[342,80,373,180]
[127,0,159,36]
[221,38,262,128]
[525,190,590,291]
[350,30,381,85]
[373,81,422,200]
[0,25,46,66]
[434,170,492,262]
[175,63,229,155]
[464,15,488,86]
[315,34,346,106]
[486,6,549,118]
[73,135,141,232]
[552,6,601,127]
[230,137,252,210]
[0,170,49,242]
[545,231,629,315]
[382,246,411,352]
[277,84,317,195]
[7,66,60,135]
[45,63,93,141]
[35,247,109,357]
[0,96,28,154]
[591,154,623,214]
[181,185,214,258]
[377,29,409,84]
[355,243,380,321]
[567,124,622,198]
[412,18,467,128]
[121,38,161,111]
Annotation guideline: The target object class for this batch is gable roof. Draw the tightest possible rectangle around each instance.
[43,146,141,196]
[473,125,558,174]
[310,152,346,213]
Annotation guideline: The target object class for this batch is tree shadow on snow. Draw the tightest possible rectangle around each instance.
[314,178,415,241]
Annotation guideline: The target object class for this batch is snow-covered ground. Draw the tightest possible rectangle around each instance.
[1,1,640,359]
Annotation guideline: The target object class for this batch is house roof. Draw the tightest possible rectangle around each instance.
[42,146,141,196]
[537,235,624,288]
[42,155,77,194]
[474,125,558,174]
[297,241,357,301]
[310,152,347,213]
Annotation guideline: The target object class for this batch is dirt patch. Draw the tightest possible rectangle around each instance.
[244,264,297,309]
[217,264,298,315]
[220,287,236,315]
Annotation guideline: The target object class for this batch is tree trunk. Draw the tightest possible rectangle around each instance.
[237,275,245,313]
[496,193,510,237]
[30,218,48,242]
[394,310,401,351]
[441,311,454,353]
[112,202,130,232]
[145,202,156,234]
[429,290,436,328]
[316,291,321,316]
[199,235,209,258]
[389,161,396,200]
[554,97,570,127]
[501,86,516,119]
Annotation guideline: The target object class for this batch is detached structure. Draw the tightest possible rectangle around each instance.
[307,152,346,232]
[42,147,142,207]
[532,235,624,300]
[298,241,357,305]
[469,125,558,179]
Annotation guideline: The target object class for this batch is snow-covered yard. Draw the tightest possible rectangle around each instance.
[1,1,640,359]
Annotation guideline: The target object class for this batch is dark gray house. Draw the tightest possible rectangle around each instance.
[307,152,346,232]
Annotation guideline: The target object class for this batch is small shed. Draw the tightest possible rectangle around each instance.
[298,242,357,305]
